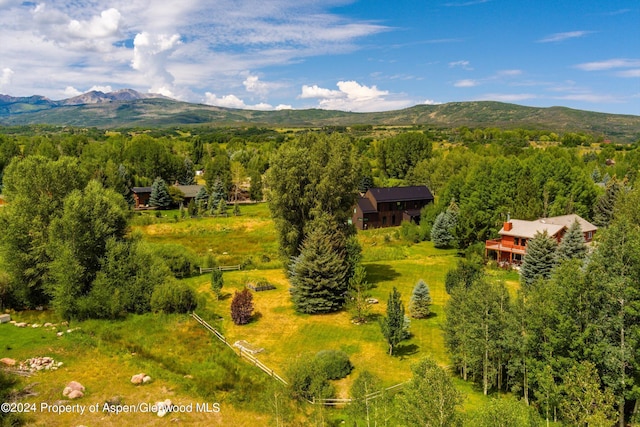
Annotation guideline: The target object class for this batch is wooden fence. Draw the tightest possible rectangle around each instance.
[191,312,287,385]
[191,312,407,406]
[198,265,241,274]
[308,381,408,406]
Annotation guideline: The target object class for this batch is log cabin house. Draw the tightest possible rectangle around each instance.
[351,186,434,230]
[485,214,597,264]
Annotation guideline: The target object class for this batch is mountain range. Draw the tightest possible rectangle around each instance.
[1,89,639,143]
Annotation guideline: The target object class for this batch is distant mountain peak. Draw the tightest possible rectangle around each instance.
[61,89,169,105]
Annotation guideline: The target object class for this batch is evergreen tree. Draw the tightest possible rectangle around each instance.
[358,175,374,194]
[195,186,208,206]
[187,199,197,217]
[593,179,621,227]
[289,222,349,314]
[347,264,371,323]
[431,210,457,248]
[230,288,254,325]
[149,177,172,209]
[520,231,557,287]
[395,357,463,427]
[409,279,432,318]
[179,156,195,185]
[216,198,227,216]
[380,287,405,355]
[556,219,586,262]
[210,268,223,300]
[208,178,226,213]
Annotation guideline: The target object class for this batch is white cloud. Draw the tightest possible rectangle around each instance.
[575,59,640,71]
[449,60,473,70]
[617,69,640,78]
[88,85,113,93]
[299,80,412,112]
[0,67,14,88]
[67,8,121,39]
[275,104,292,110]
[538,31,591,43]
[63,86,82,97]
[132,32,181,95]
[205,92,278,110]
[243,75,269,96]
[300,84,343,99]
[423,99,442,105]
[454,79,478,87]
[497,69,522,76]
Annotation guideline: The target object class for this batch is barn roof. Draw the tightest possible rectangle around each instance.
[173,184,205,198]
[356,197,377,213]
[367,186,434,203]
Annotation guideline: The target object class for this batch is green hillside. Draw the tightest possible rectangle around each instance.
[1,96,639,142]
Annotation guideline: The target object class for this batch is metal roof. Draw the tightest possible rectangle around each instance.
[367,186,434,203]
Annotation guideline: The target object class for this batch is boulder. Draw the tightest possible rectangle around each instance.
[142,375,152,384]
[15,322,27,328]
[0,358,16,366]
[0,314,10,324]
[67,381,85,392]
[68,390,84,399]
[131,373,146,385]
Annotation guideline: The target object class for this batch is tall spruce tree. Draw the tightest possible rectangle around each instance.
[556,219,587,262]
[409,279,432,319]
[179,156,195,185]
[380,287,406,355]
[149,177,172,209]
[431,210,457,248]
[593,179,621,227]
[520,231,557,287]
[208,178,226,214]
[289,221,349,314]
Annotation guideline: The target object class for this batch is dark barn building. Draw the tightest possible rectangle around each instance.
[352,186,434,230]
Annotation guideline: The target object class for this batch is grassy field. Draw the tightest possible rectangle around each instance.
[2,203,522,425]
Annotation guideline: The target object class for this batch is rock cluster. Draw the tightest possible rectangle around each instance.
[63,381,85,399]
[17,356,63,373]
[130,373,152,385]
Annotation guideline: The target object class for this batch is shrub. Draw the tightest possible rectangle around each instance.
[150,281,197,313]
[314,350,353,380]
[230,289,254,325]
[151,244,199,278]
[287,357,335,401]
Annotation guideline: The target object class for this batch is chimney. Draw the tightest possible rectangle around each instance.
[504,221,513,231]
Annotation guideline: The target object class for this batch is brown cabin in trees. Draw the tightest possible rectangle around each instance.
[352,186,434,230]
[132,184,204,209]
[485,214,597,264]
[132,187,152,209]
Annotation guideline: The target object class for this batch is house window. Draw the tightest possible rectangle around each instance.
[514,237,520,246]
[396,201,403,210]
[521,238,527,246]
[587,231,593,240]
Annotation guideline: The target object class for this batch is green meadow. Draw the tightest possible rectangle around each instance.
[2,203,519,425]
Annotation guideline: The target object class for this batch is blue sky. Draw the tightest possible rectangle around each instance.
[0,0,638,114]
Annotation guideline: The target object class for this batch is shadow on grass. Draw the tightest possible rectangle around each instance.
[365,263,401,284]
[249,312,263,324]
[394,343,419,359]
